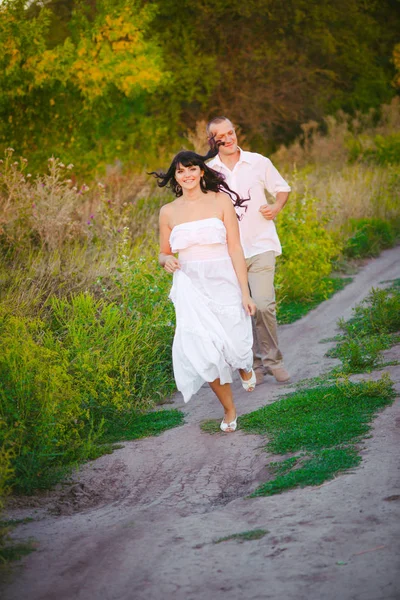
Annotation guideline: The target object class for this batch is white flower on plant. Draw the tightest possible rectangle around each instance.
[59,163,65,168]
[97,182,105,189]
[27,173,32,178]
[67,164,74,169]
[72,186,78,191]
[13,161,18,165]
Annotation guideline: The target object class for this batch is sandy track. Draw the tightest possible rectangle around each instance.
[2,246,400,600]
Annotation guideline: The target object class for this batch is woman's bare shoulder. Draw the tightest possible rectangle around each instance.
[215,191,232,207]
[159,200,177,221]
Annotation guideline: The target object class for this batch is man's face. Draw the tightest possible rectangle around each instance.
[209,120,238,157]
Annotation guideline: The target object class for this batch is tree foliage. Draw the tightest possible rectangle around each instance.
[0,0,399,172]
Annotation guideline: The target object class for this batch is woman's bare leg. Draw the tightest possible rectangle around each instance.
[208,379,236,428]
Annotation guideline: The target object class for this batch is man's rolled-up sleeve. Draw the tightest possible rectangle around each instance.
[263,157,291,198]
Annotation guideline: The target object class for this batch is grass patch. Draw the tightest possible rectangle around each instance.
[0,540,36,564]
[278,277,352,324]
[0,518,34,529]
[326,285,400,373]
[213,529,269,544]
[240,375,395,496]
[99,409,184,444]
[253,448,360,496]
[200,419,221,434]
[241,280,400,497]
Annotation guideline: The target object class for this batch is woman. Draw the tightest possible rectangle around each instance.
[152,149,256,433]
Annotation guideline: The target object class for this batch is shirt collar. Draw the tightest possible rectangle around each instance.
[213,147,251,169]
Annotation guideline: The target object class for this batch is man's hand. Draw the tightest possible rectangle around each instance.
[259,203,281,220]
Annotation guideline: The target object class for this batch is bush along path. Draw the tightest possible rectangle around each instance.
[1,246,400,600]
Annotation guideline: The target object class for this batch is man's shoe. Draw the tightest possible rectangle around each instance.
[255,370,265,385]
[267,367,291,383]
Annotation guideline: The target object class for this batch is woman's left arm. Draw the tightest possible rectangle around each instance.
[219,193,256,316]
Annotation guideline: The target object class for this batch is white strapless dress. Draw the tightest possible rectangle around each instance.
[169,217,253,402]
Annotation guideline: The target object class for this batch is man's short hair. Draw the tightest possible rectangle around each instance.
[206,116,233,137]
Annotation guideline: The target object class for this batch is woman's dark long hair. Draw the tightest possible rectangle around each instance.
[149,148,249,214]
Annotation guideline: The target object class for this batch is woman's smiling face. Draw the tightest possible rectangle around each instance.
[175,163,203,190]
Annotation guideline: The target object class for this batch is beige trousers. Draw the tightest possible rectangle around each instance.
[246,251,283,371]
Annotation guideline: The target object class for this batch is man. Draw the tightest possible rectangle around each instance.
[207,116,291,384]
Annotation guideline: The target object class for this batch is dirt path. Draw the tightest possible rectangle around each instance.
[2,247,400,600]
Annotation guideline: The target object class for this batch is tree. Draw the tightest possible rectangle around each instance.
[0,0,168,172]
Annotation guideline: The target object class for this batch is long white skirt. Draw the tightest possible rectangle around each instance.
[169,263,253,403]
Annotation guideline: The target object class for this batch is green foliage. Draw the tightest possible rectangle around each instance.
[1,0,400,170]
[327,285,400,373]
[277,277,352,324]
[348,134,400,166]
[0,239,179,493]
[0,0,170,174]
[275,181,340,302]
[344,218,398,259]
[327,334,395,373]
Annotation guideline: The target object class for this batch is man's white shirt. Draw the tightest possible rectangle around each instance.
[208,149,291,259]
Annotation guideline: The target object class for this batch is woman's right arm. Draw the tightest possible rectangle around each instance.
[159,205,181,273]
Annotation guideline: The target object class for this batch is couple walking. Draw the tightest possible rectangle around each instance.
[153,117,291,432]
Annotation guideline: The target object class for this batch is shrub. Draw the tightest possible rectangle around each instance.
[0,312,90,492]
[344,218,397,258]
[275,182,340,302]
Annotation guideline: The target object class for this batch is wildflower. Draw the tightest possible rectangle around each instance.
[32,203,36,208]
[0,160,3,164]
[87,221,92,225]
[59,163,65,168]
[72,186,78,191]
[67,164,74,169]
[97,182,105,189]
[22,158,28,163]
[48,157,55,162]
[66,178,72,183]
[81,184,89,193]
[6,147,14,152]
[13,161,18,165]
[27,173,32,178]
[90,214,94,219]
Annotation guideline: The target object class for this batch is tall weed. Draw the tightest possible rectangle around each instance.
[275,176,340,302]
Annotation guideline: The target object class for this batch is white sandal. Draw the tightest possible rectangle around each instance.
[239,369,256,392]
[220,414,238,433]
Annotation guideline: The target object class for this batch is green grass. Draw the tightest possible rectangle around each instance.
[0,540,36,564]
[239,280,400,497]
[99,409,184,444]
[278,277,352,324]
[253,448,360,496]
[213,529,269,544]
[239,375,395,496]
[200,419,221,434]
[326,285,400,373]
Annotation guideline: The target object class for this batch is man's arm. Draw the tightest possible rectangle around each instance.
[259,191,289,220]
[260,156,291,220]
